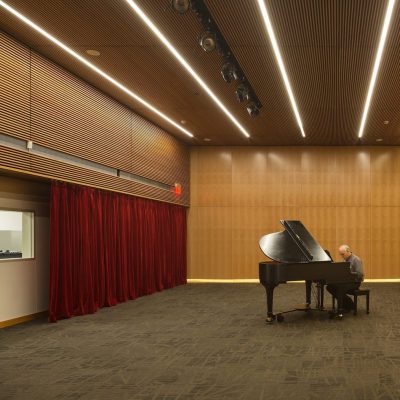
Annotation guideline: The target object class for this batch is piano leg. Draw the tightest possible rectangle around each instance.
[336,287,346,318]
[265,285,276,322]
[315,282,325,309]
[320,283,325,309]
[305,280,312,306]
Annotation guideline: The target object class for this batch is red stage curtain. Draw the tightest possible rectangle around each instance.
[49,181,187,322]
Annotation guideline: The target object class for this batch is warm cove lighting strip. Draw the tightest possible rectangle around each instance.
[188,279,400,283]
[0,0,194,138]
[358,0,396,138]
[124,0,251,139]
[257,0,305,138]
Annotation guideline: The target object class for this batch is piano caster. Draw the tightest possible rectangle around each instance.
[266,315,276,323]
[265,314,284,323]
[329,311,343,320]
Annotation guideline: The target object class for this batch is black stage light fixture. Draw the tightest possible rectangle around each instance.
[221,62,240,83]
[246,102,260,117]
[232,69,242,81]
[235,84,250,102]
[176,0,263,117]
[199,31,217,52]
[171,0,191,14]
[221,62,234,83]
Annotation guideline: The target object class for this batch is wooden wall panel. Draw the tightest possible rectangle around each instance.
[191,147,232,207]
[189,146,400,279]
[371,147,400,206]
[371,207,400,278]
[188,206,232,279]
[231,147,301,207]
[0,32,189,206]
[0,33,30,140]
[300,148,337,206]
[336,148,371,206]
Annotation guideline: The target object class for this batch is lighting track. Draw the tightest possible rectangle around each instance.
[125,0,251,139]
[257,0,306,138]
[0,0,194,138]
[357,0,396,139]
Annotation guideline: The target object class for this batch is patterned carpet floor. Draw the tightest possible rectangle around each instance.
[1,283,400,400]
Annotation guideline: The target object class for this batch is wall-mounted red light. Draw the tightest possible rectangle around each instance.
[174,183,182,196]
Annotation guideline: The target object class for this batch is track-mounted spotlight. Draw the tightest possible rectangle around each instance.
[221,62,240,83]
[246,102,260,117]
[199,31,217,52]
[235,84,250,103]
[171,0,191,14]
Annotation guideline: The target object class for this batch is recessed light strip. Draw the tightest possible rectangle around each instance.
[257,0,306,138]
[124,0,251,139]
[0,0,194,138]
[358,0,396,138]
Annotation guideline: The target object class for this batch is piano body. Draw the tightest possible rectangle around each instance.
[259,220,358,322]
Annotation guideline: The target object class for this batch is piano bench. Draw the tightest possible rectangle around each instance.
[331,289,370,315]
[352,289,370,315]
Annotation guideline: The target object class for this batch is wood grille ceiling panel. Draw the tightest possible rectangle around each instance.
[0,0,400,145]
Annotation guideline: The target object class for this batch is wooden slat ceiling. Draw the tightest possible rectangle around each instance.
[0,0,399,145]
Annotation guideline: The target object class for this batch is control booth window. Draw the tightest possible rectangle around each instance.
[0,210,34,260]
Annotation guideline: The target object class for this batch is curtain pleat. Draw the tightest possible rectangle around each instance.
[49,181,187,322]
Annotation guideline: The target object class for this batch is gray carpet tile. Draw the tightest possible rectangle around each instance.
[1,283,400,400]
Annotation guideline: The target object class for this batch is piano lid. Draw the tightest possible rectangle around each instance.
[259,220,332,263]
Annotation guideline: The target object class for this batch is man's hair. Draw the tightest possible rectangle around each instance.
[339,244,351,252]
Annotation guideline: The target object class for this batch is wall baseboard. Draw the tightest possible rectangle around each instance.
[187,279,400,283]
[0,311,48,329]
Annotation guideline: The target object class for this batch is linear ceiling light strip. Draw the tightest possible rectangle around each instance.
[358,0,396,138]
[124,0,251,138]
[257,0,306,138]
[0,0,194,138]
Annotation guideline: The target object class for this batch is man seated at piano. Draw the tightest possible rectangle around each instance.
[326,245,364,312]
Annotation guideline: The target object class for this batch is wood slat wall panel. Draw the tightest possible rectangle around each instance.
[0,146,187,205]
[0,32,189,206]
[0,32,30,140]
[189,146,400,279]
[130,113,190,187]
[31,52,133,172]
[0,145,30,170]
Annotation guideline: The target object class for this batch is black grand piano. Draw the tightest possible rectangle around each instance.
[259,220,358,322]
